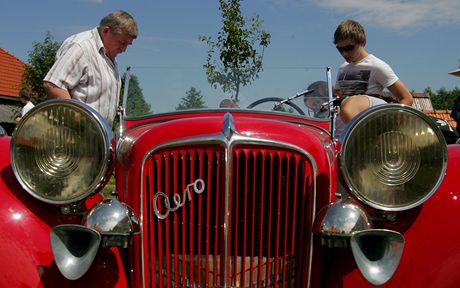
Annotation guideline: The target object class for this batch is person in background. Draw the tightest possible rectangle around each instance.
[333,19,413,125]
[15,90,35,123]
[450,96,460,135]
[304,81,329,118]
[43,10,138,126]
[303,81,347,138]
[449,61,460,135]
[219,99,239,108]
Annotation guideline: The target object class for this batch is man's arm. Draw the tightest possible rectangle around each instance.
[388,80,413,106]
[43,81,72,99]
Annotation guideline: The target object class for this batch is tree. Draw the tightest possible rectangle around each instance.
[199,0,270,101]
[112,72,151,131]
[425,86,460,109]
[122,73,151,116]
[21,32,61,101]
[176,87,207,110]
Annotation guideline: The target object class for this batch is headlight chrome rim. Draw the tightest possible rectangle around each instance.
[339,104,447,211]
[10,99,114,204]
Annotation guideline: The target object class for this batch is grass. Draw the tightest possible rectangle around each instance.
[101,175,116,199]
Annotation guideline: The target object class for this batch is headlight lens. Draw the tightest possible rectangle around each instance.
[11,99,114,204]
[340,104,447,211]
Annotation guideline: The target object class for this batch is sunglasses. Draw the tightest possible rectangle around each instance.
[336,44,355,53]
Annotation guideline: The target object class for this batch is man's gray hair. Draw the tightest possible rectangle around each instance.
[99,10,138,38]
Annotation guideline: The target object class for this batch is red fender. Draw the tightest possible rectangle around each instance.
[0,136,127,287]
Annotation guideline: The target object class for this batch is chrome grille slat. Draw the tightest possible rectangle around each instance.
[145,144,313,287]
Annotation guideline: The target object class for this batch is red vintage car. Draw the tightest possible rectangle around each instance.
[1,66,460,287]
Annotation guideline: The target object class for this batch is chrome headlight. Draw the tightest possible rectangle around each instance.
[11,99,114,204]
[340,104,447,211]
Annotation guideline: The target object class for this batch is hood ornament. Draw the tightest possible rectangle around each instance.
[222,112,235,140]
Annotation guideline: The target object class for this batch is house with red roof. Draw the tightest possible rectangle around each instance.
[384,91,457,130]
[411,92,456,129]
[0,47,25,134]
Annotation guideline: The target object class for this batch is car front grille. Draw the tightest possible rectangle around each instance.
[143,143,314,287]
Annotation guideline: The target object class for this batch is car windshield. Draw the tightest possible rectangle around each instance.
[122,65,333,120]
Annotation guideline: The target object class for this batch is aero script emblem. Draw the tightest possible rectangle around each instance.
[152,179,205,220]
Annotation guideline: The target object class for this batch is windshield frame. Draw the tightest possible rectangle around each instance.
[117,66,337,139]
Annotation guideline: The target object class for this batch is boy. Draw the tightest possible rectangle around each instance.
[333,20,413,124]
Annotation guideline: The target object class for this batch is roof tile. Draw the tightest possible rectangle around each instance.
[0,48,25,98]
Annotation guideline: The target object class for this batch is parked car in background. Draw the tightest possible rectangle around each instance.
[1,66,460,287]
[429,116,459,144]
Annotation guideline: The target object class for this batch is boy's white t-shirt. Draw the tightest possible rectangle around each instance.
[335,54,399,97]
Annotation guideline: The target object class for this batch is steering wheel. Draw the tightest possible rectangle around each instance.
[247,97,305,115]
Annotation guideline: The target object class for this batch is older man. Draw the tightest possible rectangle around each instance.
[43,10,138,125]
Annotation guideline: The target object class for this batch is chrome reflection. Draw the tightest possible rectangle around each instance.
[351,229,405,286]
[316,198,372,248]
[50,224,101,280]
[315,199,405,285]
[51,199,140,280]
[82,199,139,248]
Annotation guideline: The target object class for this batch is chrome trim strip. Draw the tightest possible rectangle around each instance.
[326,66,336,140]
[138,114,319,287]
[222,112,233,285]
[117,66,131,138]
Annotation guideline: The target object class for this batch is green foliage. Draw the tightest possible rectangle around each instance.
[113,72,151,131]
[425,86,460,110]
[199,0,271,101]
[176,87,207,110]
[101,175,116,198]
[123,74,151,116]
[21,32,61,102]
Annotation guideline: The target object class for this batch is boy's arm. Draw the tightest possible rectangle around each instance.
[388,80,413,105]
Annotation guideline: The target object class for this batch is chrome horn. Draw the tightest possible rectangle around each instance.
[50,224,101,280]
[350,229,405,286]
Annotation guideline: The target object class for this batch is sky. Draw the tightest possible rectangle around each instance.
[1,0,460,113]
